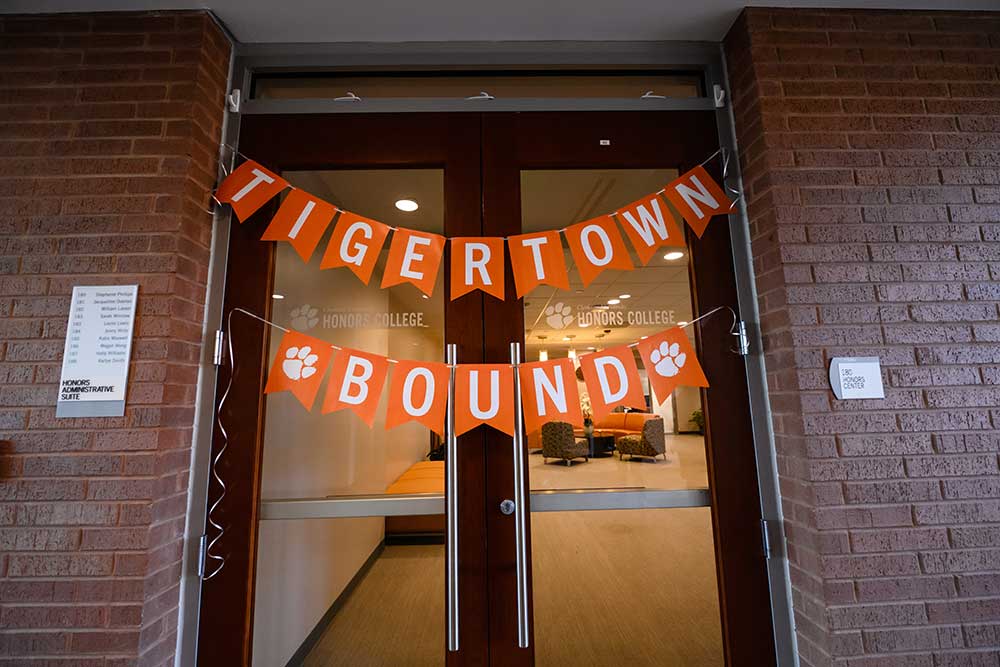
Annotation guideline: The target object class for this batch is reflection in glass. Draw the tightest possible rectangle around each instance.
[520,170,708,492]
[253,170,444,666]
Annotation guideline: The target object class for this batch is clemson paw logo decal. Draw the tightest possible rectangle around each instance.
[291,304,319,330]
[282,346,319,381]
[544,302,573,329]
[650,341,686,378]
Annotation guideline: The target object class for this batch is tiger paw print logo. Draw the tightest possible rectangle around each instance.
[282,346,319,381]
[290,304,319,330]
[650,341,686,378]
[544,302,573,329]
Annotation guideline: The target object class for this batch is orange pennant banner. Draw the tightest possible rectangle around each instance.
[454,364,515,436]
[261,189,336,262]
[507,231,570,298]
[263,330,334,411]
[215,160,288,222]
[564,216,634,287]
[381,228,446,296]
[320,210,392,284]
[663,165,732,238]
[578,345,646,422]
[615,194,686,265]
[385,360,451,435]
[636,327,709,402]
[321,347,389,427]
[517,359,583,435]
[450,237,505,301]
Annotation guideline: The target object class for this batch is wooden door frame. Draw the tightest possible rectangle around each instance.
[195,113,491,666]
[481,111,776,666]
[197,110,776,667]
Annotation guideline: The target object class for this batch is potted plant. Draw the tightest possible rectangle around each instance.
[690,409,705,434]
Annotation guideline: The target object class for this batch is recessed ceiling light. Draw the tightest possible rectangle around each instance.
[663,251,685,261]
[395,199,418,212]
[421,294,429,299]
[618,294,631,299]
[607,298,620,305]
[272,293,284,300]
[640,335,648,340]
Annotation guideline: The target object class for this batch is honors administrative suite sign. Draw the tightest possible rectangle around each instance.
[56,285,139,418]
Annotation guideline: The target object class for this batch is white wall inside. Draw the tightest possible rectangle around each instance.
[252,171,444,667]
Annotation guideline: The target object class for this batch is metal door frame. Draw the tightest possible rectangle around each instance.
[177,37,797,667]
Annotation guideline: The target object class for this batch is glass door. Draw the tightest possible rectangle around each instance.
[198,114,492,666]
[481,112,777,666]
[199,111,777,667]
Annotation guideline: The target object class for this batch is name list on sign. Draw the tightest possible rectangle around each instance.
[56,285,138,417]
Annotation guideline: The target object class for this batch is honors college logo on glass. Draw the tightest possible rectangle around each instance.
[544,302,574,329]
[290,304,320,330]
[288,303,428,330]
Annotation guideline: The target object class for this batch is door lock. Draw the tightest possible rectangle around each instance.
[500,499,515,515]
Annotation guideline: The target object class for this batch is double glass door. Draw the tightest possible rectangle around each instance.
[198,112,776,666]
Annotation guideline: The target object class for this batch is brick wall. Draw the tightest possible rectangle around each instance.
[725,9,1000,667]
[0,12,229,665]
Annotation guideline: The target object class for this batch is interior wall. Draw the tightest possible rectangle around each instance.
[252,234,443,665]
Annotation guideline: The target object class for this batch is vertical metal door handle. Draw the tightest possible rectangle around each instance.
[509,342,530,649]
[446,344,459,652]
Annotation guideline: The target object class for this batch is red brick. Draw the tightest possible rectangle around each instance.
[727,9,1000,666]
[0,11,229,665]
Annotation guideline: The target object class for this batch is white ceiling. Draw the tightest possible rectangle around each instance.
[3,0,995,43]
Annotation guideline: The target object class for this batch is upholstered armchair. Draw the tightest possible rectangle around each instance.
[540,421,589,466]
[616,417,667,461]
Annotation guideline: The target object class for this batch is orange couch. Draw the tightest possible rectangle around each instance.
[575,411,661,438]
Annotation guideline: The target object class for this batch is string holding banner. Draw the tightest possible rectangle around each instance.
[211,148,735,300]
[220,304,739,437]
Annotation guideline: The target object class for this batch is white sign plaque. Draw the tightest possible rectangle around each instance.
[56,285,139,418]
[829,357,885,400]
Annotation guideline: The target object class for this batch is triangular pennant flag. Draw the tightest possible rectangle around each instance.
[615,194,686,265]
[385,360,451,435]
[577,345,646,422]
[215,160,288,222]
[320,210,392,284]
[321,347,389,427]
[381,228,446,296]
[450,237,505,301]
[454,364,515,436]
[507,231,570,298]
[263,330,333,411]
[636,327,709,402]
[663,165,732,238]
[517,359,583,435]
[261,189,336,262]
[563,215,634,287]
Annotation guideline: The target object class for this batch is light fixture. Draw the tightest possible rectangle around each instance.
[607,298,620,305]
[538,350,548,362]
[663,251,685,261]
[272,293,285,300]
[567,349,577,360]
[587,346,596,351]
[678,321,688,327]
[640,335,648,340]
[562,336,571,341]
[395,199,418,212]
[618,294,631,299]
